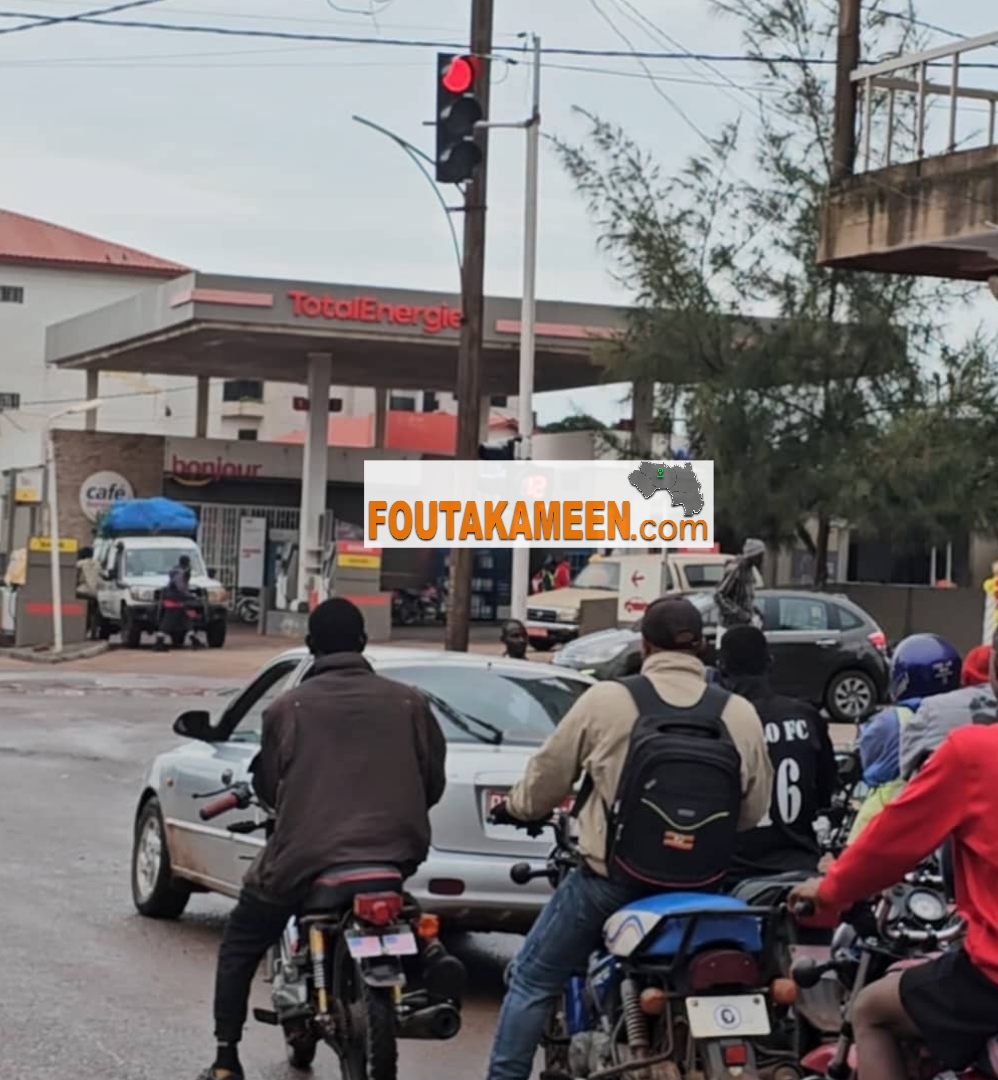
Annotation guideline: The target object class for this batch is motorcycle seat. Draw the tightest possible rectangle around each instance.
[603,892,763,960]
[301,864,404,915]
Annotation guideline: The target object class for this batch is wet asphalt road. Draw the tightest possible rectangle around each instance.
[0,673,513,1080]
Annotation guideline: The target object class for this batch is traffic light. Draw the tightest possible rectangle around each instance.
[436,53,484,183]
[478,437,519,460]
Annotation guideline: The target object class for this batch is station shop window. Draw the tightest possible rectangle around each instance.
[222,379,264,403]
[237,429,258,441]
[490,394,508,407]
[422,391,439,413]
[0,285,24,304]
[390,395,416,412]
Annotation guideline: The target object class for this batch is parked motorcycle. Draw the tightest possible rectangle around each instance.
[791,861,981,1079]
[391,583,446,627]
[508,811,803,1079]
[197,782,463,1079]
[235,591,260,625]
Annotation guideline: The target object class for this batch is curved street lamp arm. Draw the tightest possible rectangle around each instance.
[352,114,463,279]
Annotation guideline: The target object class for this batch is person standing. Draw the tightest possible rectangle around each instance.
[714,538,765,641]
[500,619,528,660]
[553,554,572,589]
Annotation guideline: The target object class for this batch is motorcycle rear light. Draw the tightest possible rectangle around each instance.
[353,892,403,926]
[688,949,760,992]
[723,1044,748,1067]
[639,987,668,1015]
[428,878,465,896]
[868,630,887,652]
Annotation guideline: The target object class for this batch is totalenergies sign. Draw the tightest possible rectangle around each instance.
[288,290,462,335]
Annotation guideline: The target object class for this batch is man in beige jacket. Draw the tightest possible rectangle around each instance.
[486,596,772,1080]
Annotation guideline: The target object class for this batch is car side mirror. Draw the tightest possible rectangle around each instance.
[173,709,215,742]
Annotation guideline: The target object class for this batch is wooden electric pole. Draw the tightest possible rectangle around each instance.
[445,0,494,652]
[832,0,862,182]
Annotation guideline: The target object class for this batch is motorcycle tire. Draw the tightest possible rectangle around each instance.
[334,938,398,1080]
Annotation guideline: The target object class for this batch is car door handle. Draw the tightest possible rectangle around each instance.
[220,769,233,785]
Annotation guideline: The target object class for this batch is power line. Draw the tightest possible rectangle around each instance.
[0,0,167,37]
[587,0,716,149]
[1,10,995,68]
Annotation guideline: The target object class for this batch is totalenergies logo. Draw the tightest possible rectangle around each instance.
[288,290,462,335]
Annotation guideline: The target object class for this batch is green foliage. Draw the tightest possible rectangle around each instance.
[554,0,998,583]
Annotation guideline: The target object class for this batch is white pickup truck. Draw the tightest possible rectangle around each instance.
[526,552,763,650]
[93,535,229,648]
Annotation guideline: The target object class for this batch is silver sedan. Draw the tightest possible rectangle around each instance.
[130,646,590,933]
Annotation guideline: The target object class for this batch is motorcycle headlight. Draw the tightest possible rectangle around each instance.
[208,587,228,604]
[129,587,156,602]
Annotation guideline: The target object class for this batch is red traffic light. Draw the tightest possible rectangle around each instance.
[442,55,478,94]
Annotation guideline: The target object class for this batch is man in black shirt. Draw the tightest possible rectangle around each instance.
[718,625,835,877]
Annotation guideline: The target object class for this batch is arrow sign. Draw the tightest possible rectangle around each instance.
[631,570,645,587]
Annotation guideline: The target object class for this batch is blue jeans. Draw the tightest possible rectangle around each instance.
[486,867,642,1080]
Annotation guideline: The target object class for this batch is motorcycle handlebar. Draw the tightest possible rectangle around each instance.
[199,790,242,821]
[791,900,816,918]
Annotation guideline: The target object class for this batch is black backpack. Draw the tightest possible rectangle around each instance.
[579,675,743,891]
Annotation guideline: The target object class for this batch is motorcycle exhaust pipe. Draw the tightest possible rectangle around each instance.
[398,1003,462,1041]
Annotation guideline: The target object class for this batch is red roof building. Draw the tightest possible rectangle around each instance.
[0,208,188,277]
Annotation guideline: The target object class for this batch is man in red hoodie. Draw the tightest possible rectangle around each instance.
[790,656,998,1078]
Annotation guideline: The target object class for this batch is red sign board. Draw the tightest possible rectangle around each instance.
[288,290,462,336]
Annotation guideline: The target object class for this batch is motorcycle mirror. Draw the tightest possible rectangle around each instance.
[173,709,216,742]
[791,957,822,990]
[510,862,534,885]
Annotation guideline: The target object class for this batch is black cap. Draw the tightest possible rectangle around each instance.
[641,597,703,651]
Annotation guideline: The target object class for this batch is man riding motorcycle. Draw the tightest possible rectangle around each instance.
[848,633,962,842]
[899,641,997,780]
[486,596,772,1080]
[790,666,998,1080]
[196,598,449,1080]
[717,625,835,881]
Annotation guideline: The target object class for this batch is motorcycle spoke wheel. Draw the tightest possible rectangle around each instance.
[332,937,398,1080]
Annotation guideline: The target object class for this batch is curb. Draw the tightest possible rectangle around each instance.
[0,642,111,665]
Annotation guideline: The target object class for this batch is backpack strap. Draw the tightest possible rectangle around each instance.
[569,678,732,819]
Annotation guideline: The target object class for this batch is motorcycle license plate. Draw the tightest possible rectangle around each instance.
[685,995,771,1039]
[345,930,418,960]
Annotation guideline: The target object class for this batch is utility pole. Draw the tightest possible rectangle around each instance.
[832,0,862,182]
[445,0,494,652]
[509,34,541,625]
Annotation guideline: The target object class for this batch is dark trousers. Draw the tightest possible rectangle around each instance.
[214,888,295,1044]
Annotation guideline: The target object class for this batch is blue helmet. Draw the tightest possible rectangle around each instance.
[889,633,961,702]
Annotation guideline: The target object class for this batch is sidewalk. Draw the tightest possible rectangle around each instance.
[0,622,513,677]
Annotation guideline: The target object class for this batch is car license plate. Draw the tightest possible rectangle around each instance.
[527,626,548,638]
[685,995,771,1039]
[345,930,418,960]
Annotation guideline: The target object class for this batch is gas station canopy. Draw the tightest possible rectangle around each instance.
[45,271,629,396]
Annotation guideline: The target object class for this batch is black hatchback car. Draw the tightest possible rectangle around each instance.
[551,589,890,723]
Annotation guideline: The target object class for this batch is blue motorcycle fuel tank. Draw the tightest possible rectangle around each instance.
[603,893,763,959]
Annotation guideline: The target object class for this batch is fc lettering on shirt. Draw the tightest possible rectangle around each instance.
[763,719,810,743]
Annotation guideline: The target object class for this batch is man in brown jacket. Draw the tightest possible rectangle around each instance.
[198,598,447,1080]
[486,597,772,1080]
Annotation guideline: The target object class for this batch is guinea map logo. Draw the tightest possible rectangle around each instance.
[627,461,704,517]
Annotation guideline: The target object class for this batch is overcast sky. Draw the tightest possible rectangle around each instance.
[0,0,991,424]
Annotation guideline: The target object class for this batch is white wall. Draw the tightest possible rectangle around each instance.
[0,263,199,462]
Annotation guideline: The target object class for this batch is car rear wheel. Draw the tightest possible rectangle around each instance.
[825,669,877,723]
[132,797,191,919]
[531,641,554,653]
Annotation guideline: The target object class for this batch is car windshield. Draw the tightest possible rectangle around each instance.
[124,548,206,577]
[572,561,620,591]
[388,664,590,746]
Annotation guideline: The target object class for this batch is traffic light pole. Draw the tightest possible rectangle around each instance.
[510,34,541,624]
[445,0,494,653]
